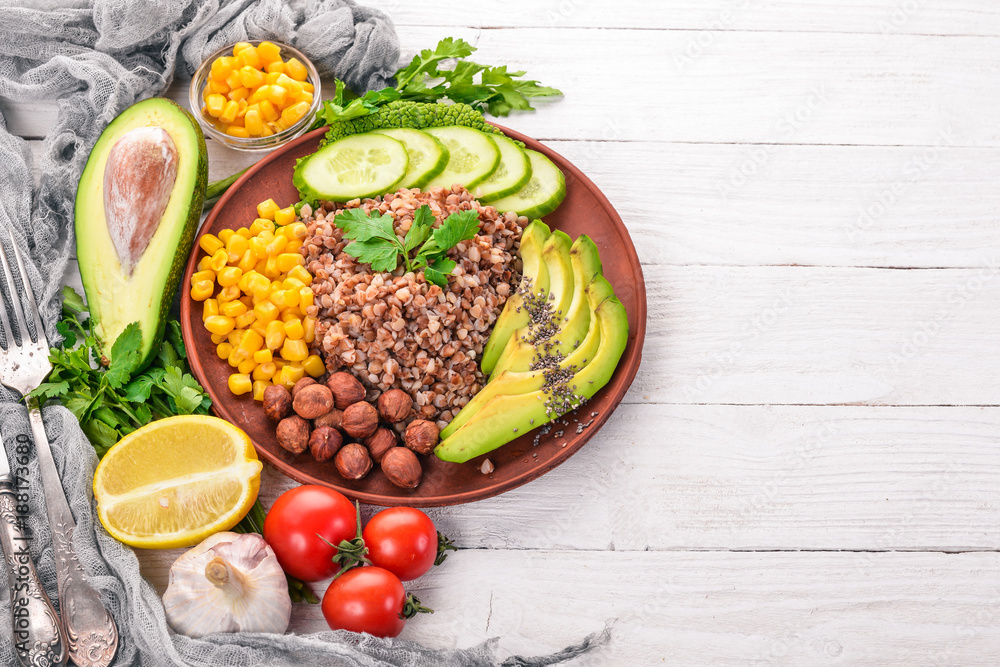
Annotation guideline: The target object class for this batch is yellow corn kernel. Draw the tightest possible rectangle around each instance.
[198,255,213,271]
[238,328,264,354]
[247,84,271,105]
[225,233,248,259]
[258,99,279,122]
[263,255,281,278]
[274,206,296,227]
[277,364,305,387]
[211,56,234,78]
[220,300,247,318]
[217,284,240,303]
[211,333,226,345]
[252,380,270,401]
[248,236,268,260]
[285,239,302,253]
[205,315,236,336]
[219,100,239,124]
[237,270,255,292]
[287,222,308,239]
[272,358,287,370]
[238,358,257,375]
[190,280,214,301]
[251,319,268,338]
[280,101,309,126]
[240,294,253,308]
[287,265,313,285]
[267,120,285,134]
[270,288,299,309]
[216,342,233,360]
[264,71,281,86]
[191,269,215,285]
[265,60,286,75]
[253,348,273,364]
[254,259,268,275]
[237,249,256,273]
[276,253,303,272]
[228,328,246,346]
[227,349,241,368]
[224,69,243,90]
[236,45,261,69]
[281,309,300,323]
[243,109,263,136]
[232,42,252,57]
[202,299,220,321]
[254,300,280,324]
[303,354,325,378]
[235,310,257,330]
[250,217,275,235]
[280,338,309,361]
[283,278,306,291]
[296,91,314,107]
[283,317,304,340]
[267,84,288,107]
[208,78,230,95]
[228,86,250,103]
[253,362,277,381]
[237,226,253,239]
[218,229,235,243]
[228,373,252,396]
[275,73,302,97]
[303,316,315,343]
[302,81,315,93]
[239,66,265,89]
[208,249,226,271]
[257,198,279,220]
[257,41,281,66]
[265,233,288,255]
[298,287,314,311]
[285,57,308,81]
[217,266,242,288]
[265,320,286,350]
[248,274,272,300]
[226,125,249,138]
[206,93,226,117]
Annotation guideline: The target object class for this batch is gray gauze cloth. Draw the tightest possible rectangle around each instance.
[0,1,607,666]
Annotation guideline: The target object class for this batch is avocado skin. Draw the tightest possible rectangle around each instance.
[479,219,551,373]
[75,97,207,371]
[435,289,628,463]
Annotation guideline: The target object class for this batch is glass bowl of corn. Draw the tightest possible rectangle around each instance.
[190,41,322,151]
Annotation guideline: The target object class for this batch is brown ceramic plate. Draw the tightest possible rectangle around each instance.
[180,125,646,507]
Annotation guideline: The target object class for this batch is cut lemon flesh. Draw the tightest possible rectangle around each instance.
[93,415,262,549]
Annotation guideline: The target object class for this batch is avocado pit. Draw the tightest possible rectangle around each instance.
[103,126,178,276]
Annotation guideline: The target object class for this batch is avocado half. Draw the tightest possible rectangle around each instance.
[75,97,207,369]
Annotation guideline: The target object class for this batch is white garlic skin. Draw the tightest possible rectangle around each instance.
[163,531,291,637]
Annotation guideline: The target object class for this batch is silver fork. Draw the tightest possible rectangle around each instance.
[0,228,118,667]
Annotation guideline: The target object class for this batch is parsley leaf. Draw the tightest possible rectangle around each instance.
[403,205,434,255]
[422,257,457,287]
[105,322,142,389]
[337,208,400,244]
[344,240,401,272]
[428,210,480,256]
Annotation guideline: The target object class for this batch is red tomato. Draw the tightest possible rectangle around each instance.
[362,507,438,581]
[321,567,407,637]
[263,485,356,582]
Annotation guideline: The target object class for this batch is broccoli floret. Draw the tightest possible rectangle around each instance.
[322,101,514,145]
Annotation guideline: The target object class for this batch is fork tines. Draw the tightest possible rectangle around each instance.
[0,226,47,352]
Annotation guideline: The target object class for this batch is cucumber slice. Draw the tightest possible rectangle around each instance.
[475,132,532,203]
[293,133,408,202]
[422,126,501,190]
[371,128,449,189]
[488,149,566,218]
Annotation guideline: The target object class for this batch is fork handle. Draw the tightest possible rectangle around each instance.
[0,479,67,667]
[27,399,118,667]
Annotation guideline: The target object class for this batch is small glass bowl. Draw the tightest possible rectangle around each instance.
[189,41,322,152]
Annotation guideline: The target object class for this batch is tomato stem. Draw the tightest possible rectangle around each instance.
[324,501,371,580]
[435,531,458,566]
[400,593,434,619]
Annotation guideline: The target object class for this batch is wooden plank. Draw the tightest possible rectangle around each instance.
[136,549,1000,664]
[7,29,1000,147]
[363,0,1000,35]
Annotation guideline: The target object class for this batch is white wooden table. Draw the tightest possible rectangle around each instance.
[7,1,1000,664]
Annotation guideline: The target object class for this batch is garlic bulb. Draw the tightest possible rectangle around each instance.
[163,531,291,637]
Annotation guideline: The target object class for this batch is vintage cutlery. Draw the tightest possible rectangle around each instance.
[0,229,118,667]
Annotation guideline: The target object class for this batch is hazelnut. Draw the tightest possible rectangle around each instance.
[291,377,318,398]
[309,426,343,462]
[314,408,344,431]
[377,389,412,423]
[262,385,292,421]
[364,428,397,463]
[335,442,372,480]
[342,401,379,439]
[404,419,439,455]
[276,415,310,455]
[381,447,422,489]
[293,384,334,420]
[327,372,366,409]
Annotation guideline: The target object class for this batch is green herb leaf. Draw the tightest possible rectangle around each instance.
[106,323,142,389]
[426,210,480,256]
[82,419,119,458]
[29,380,70,401]
[160,366,208,415]
[122,375,155,402]
[55,320,77,348]
[166,321,186,360]
[403,205,434,255]
[422,257,457,287]
[343,240,400,273]
[61,286,86,315]
[336,208,400,244]
[395,37,477,92]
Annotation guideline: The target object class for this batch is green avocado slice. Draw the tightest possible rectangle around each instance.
[441,275,614,439]
[489,230,575,381]
[489,234,603,378]
[479,219,551,374]
[435,287,628,463]
[75,97,207,370]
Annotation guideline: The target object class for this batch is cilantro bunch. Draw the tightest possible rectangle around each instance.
[30,287,211,457]
[337,205,480,286]
[313,37,562,127]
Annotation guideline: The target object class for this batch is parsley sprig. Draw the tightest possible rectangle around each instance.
[337,205,480,287]
[29,287,212,457]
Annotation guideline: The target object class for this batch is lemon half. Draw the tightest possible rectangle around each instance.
[93,415,262,549]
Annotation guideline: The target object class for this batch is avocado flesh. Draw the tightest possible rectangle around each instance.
[489,230,574,380]
[479,220,551,373]
[489,234,603,378]
[441,275,613,439]
[436,291,629,463]
[75,98,207,369]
